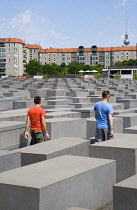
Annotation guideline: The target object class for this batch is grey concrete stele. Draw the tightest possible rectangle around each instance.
[90,133,137,182]
[0,155,116,210]
[113,174,137,210]
[16,137,90,166]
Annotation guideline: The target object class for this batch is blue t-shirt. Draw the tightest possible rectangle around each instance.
[94,101,113,129]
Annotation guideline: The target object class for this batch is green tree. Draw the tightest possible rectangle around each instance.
[95,73,101,79]
[26,60,42,75]
[114,73,120,79]
[132,71,137,80]
[114,59,137,66]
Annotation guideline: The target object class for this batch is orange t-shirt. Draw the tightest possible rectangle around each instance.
[27,106,46,131]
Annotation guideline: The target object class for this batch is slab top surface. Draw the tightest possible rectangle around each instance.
[0,155,115,188]
[114,174,137,189]
[18,137,89,154]
[92,133,137,149]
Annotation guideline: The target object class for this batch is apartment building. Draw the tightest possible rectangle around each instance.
[0,38,137,76]
[0,38,27,77]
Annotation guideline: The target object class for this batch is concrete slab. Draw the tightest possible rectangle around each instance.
[46,118,86,139]
[46,111,81,119]
[124,125,137,134]
[15,137,90,166]
[0,155,116,210]
[0,121,28,150]
[113,174,137,210]
[116,113,137,129]
[67,208,91,210]
[90,133,137,182]
[0,150,21,172]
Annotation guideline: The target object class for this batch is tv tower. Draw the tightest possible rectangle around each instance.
[123,12,130,46]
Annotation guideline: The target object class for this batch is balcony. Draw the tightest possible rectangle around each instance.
[0,44,6,47]
[0,59,6,63]
[0,69,6,73]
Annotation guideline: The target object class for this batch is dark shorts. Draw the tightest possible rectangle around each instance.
[95,128,114,142]
[30,130,45,145]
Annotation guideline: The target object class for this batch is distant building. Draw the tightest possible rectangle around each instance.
[0,38,137,77]
[108,66,137,79]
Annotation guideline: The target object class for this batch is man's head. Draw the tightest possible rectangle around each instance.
[34,96,41,104]
[102,90,110,101]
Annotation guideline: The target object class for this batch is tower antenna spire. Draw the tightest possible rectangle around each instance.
[123,11,130,46]
[126,11,128,34]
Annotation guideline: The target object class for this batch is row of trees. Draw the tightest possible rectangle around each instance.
[26,59,137,78]
[26,60,102,77]
[114,59,137,66]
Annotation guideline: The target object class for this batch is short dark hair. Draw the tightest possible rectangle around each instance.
[34,96,41,104]
[102,91,110,99]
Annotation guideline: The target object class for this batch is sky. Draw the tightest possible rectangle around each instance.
[0,0,137,49]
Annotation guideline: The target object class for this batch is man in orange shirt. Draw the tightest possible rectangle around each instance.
[24,96,50,145]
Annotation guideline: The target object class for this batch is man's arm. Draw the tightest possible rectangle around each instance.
[41,116,50,140]
[108,114,114,136]
[24,116,30,139]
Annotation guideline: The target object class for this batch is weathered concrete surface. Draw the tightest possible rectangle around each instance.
[46,118,86,139]
[0,121,29,150]
[90,133,137,182]
[0,155,116,210]
[16,137,90,166]
[0,150,21,172]
[113,174,137,210]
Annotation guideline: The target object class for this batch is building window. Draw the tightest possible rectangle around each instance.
[0,49,6,52]
[0,59,6,62]
[99,53,104,56]
[0,64,5,67]
[91,57,98,60]
[92,61,98,65]
[78,57,85,60]
[121,70,131,74]
[106,57,110,59]
[0,54,5,57]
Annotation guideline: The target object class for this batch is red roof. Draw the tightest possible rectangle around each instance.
[25,45,42,49]
[39,46,137,53]
[0,38,25,44]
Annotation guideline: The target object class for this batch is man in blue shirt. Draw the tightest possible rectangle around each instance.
[94,90,114,142]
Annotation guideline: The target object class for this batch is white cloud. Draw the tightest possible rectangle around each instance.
[98,31,105,37]
[48,29,70,40]
[0,10,70,48]
[10,10,33,31]
[121,0,128,5]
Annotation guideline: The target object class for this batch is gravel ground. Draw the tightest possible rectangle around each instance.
[97,202,113,210]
